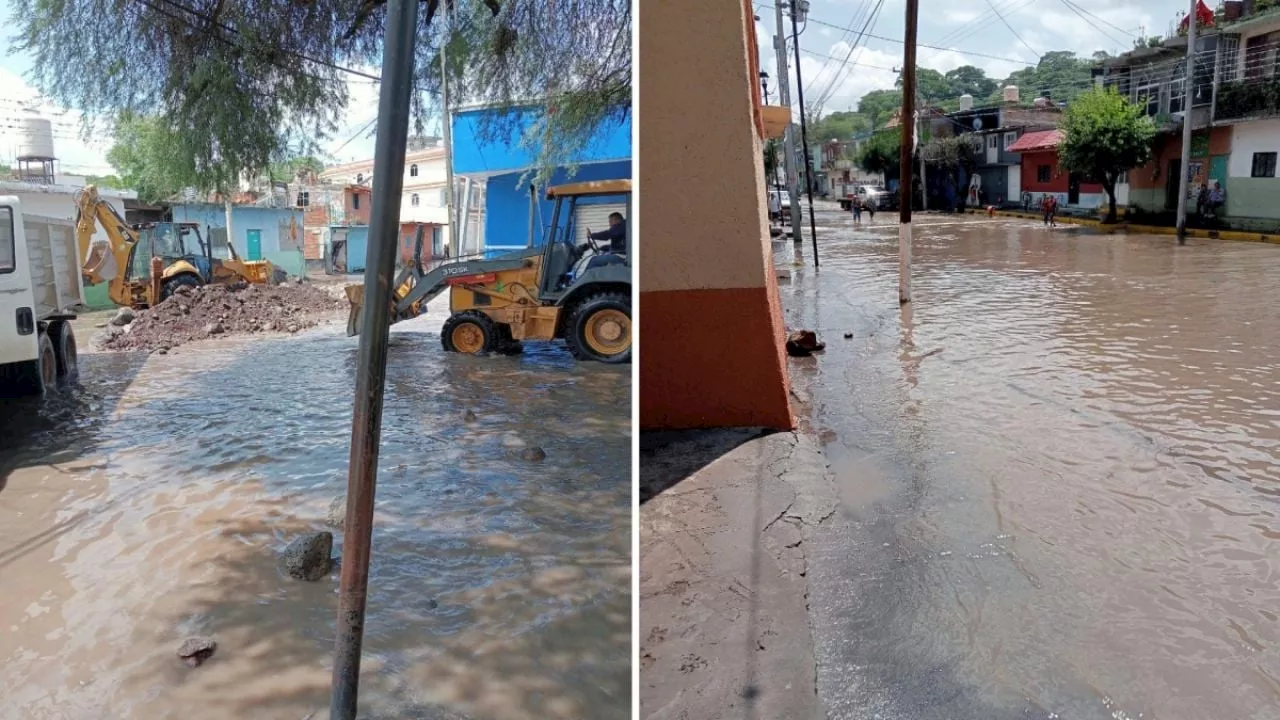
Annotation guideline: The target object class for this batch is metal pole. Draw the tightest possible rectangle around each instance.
[329,0,418,715]
[773,1,803,239]
[441,21,458,256]
[918,89,927,212]
[789,3,820,267]
[898,0,918,304]
[1175,0,1197,245]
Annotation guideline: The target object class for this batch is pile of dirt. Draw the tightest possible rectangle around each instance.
[99,282,346,353]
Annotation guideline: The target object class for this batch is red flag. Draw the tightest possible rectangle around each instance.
[1180,0,1215,31]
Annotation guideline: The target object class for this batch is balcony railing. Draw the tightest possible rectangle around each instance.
[1215,76,1280,121]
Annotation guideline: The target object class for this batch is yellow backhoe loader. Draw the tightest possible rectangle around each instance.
[347,179,631,363]
[76,185,281,309]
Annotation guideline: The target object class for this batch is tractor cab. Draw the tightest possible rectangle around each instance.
[128,222,213,284]
[537,180,632,299]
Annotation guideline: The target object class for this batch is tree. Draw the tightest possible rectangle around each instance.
[897,67,951,104]
[857,89,903,129]
[106,112,211,204]
[14,0,629,184]
[1058,86,1156,222]
[270,156,327,184]
[999,51,1093,104]
[858,128,901,177]
[944,65,997,100]
[810,110,870,142]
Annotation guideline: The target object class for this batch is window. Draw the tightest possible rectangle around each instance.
[0,206,14,273]
[356,173,364,184]
[1251,152,1277,178]
[1221,36,1241,83]
[353,193,361,210]
[411,193,420,207]
[1003,132,1017,149]
[432,226,443,257]
[1169,64,1186,115]
[438,189,448,206]
[409,164,419,177]
[987,135,999,149]
[1134,75,1159,117]
[296,191,310,207]
[1037,165,1052,183]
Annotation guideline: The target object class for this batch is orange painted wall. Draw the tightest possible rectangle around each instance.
[1129,128,1232,190]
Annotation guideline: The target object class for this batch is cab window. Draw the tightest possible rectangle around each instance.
[0,207,15,273]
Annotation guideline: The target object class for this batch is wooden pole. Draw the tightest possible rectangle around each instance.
[897,0,919,304]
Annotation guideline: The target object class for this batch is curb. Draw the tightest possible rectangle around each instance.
[964,209,1280,244]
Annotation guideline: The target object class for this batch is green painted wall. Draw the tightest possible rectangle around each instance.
[1128,188,1165,211]
[82,282,114,310]
[1224,178,1280,220]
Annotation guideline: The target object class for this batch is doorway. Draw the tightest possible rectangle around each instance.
[1166,159,1181,210]
[246,229,262,260]
[1068,172,1082,205]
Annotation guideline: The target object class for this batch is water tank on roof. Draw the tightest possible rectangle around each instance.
[1003,85,1020,104]
[959,94,974,111]
[16,117,55,160]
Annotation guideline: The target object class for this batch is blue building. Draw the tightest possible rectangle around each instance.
[451,105,631,252]
[170,203,307,277]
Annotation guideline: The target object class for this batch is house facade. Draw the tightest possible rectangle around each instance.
[937,98,1065,209]
[169,203,306,278]
[450,104,631,253]
[1094,0,1280,228]
[1006,129,1109,208]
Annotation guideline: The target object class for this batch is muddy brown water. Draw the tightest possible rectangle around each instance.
[781,208,1280,720]
[0,308,631,720]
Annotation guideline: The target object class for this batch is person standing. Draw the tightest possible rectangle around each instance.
[1048,194,1059,228]
[767,190,782,224]
[851,196,862,224]
[1041,193,1052,226]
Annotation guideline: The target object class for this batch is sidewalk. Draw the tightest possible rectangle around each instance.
[639,427,836,720]
[965,207,1280,244]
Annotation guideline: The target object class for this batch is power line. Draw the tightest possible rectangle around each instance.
[983,0,1040,60]
[140,0,382,83]
[813,0,887,111]
[1057,0,1127,49]
[1061,0,1136,39]
[759,3,1037,66]
[803,0,872,96]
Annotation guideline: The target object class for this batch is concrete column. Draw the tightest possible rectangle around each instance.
[639,0,794,430]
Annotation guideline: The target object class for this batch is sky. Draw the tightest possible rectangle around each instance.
[0,0,1192,174]
[756,0,1191,116]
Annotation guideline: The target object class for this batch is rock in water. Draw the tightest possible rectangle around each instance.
[521,446,547,462]
[110,307,135,327]
[785,329,825,357]
[177,637,217,667]
[463,410,478,423]
[282,532,334,581]
[325,495,347,530]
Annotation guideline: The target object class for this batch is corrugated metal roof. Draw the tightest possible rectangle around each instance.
[1006,129,1064,153]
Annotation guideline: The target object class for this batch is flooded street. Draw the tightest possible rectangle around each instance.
[0,308,631,720]
[781,206,1280,720]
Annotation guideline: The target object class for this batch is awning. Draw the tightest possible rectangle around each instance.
[1006,129,1064,153]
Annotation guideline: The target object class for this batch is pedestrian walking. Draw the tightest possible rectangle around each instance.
[1048,194,1058,228]
[865,197,876,223]
[1040,194,1052,226]
[851,196,862,223]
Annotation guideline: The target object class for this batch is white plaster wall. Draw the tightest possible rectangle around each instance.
[1229,119,1280,177]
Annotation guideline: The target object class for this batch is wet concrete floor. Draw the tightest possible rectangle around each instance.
[0,306,631,719]
[780,205,1280,720]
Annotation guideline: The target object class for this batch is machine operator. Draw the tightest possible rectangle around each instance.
[579,212,628,269]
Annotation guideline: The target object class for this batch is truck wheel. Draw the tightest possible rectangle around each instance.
[441,311,497,355]
[50,321,79,385]
[161,274,201,301]
[34,331,58,395]
[565,292,631,364]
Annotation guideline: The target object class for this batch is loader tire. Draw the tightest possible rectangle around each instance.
[564,292,631,364]
[441,311,498,355]
[495,326,524,356]
[160,274,201,302]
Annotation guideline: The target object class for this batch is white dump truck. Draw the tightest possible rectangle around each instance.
[0,196,84,395]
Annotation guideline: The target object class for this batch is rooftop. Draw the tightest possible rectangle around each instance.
[1006,129,1064,153]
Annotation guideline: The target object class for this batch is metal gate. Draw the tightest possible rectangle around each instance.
[573,202,627,244]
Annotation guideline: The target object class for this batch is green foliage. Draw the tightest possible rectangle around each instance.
[944,65,998,100]
[269,156,326,184]
[106,112,212,204]
[810,110,870,142]
[897,67,952,104]
[857,89,903,129]
[14,0,628,186]
[86,174,129,190]
[858,128,901,176]
[999,51,1094,104]
[1059,87,1156,222]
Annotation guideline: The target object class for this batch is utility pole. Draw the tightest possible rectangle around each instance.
[440,11,458,256]
[329,0,418,716]
[773,0,803,239]
[917,88,927,212]
[898,0,919,304]
[789,0,820,267]
[762,74,785,217]
[1175,0,1197,245]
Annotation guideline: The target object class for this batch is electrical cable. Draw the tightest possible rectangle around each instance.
[982,0,1040,61]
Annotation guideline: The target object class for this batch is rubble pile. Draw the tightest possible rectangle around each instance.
[99,282,345,352]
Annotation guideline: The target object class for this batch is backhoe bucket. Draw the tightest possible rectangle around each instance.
[345,284,365,337]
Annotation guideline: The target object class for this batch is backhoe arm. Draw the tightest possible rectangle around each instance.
[76,185,141,307]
